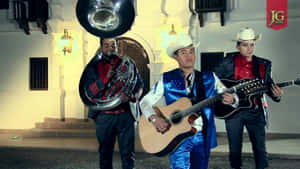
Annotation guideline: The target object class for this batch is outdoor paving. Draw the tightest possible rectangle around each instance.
[1,131,300,169]
[1,147,300,169]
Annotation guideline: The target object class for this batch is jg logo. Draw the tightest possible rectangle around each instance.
[269,10,285,26]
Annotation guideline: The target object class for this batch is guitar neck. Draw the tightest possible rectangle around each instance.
[171,83,242,122]
[252,80,296,95]
[175,94,222,118]
[277,80,295,88]
[181,84,242,117]
[171,79,298,123]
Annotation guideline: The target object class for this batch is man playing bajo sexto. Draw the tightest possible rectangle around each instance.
[213,27,283,169]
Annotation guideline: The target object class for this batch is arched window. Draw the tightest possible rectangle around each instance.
[117,37,150,97]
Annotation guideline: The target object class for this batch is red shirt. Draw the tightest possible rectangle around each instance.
[88,56,128,114]
[97,57,121,84]
[234,54,266,106]
[97,56,125,99]
[97,56,128,114]
[89,57,122,98]
[234,54,265,80]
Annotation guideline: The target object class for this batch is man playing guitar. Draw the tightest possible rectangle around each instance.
[140,34,237,169]
[213,27,283,169]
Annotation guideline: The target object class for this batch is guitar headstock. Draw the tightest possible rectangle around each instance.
[294,78,300,86]
[235,79,264,95]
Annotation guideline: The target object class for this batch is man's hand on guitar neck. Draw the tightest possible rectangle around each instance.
[271,83,283,100]
[222,92,236,105]
[149,114,170,134]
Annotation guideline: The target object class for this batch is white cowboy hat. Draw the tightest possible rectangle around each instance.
[234,27,262,42]
[166,34,193,58]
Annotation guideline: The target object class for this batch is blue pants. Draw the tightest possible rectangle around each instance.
[170,131,210,169]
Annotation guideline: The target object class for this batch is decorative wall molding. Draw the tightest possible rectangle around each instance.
[203,0,300,25]
[121,31,157,63]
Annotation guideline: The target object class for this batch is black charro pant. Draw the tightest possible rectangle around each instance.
[94,111,135,169]
[225,109,268,169]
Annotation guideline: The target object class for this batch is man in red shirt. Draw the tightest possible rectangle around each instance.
[79,38,143,169]
[213,27,283,169]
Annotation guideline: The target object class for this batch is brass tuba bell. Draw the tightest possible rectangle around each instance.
[76,0,135,38]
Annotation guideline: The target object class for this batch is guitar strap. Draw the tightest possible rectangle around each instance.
[191,71,208,134]
[191,71,210,156]
[252,56,271,127]
[192,71,208,117]
[252,56,261,79]
[252,56,265,110]
[190,71,205,105]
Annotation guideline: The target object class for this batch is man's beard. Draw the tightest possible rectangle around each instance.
[102,51,118,63]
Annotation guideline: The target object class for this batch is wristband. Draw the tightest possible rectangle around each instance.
[150,117,156,123]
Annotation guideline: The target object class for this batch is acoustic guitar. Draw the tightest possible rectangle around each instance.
[138,79,263,156]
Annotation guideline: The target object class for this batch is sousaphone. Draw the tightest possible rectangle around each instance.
[76,0,135,38]
[79,52,140,111]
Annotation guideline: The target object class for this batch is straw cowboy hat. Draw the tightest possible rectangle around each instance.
[166,34,193,58]
[234,27,262,42]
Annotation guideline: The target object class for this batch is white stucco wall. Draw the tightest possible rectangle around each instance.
[199,20,300,133]
[196,1,300,133]
[0,0,299,133]
[0,30,60,129]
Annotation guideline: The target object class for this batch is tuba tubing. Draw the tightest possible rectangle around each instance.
[79,52,139,111]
